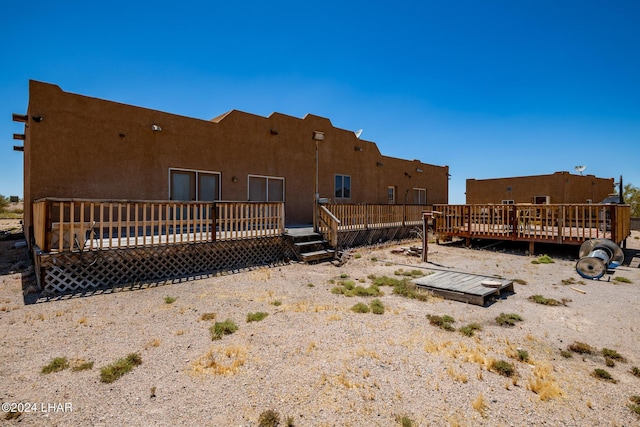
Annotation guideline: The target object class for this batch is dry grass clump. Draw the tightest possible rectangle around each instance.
[613,276,632,283]
[526,363,564,401]
[163,296,176,304]
[472,393,488,417]
[100,353,142,383]
[200,312,217,321]
[568,341,596,355]
[631,366,640,378]
[193,345,247,375]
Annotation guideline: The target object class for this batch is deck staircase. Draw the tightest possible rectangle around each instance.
[285,228,335,263]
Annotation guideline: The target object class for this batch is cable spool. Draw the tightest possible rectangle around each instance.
[575,239,624,280]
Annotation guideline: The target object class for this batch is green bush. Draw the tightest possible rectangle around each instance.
[495,313,523,327]
[100,353,142,383]
[42,357,69,374]
[247,312,269,323]
[210,319,239,340]
[351,302,370,313]
[491,360,515,377]
[370,299,385,315]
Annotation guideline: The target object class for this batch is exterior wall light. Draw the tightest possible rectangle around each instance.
[32,116,44,122]
[312,131,324,141]
[354,146,363,152]
[376,162,384,167]
[151,124,162,132]
[416,168,423,173]
[232,176,238,183]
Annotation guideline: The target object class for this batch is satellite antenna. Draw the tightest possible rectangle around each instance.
[574,165,587,175]
[355,129,363,139]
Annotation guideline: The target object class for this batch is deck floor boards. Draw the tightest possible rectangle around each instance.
[413,271,514,306]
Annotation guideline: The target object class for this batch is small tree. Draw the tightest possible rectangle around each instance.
[623,184,640,217]
[0,195,9,212]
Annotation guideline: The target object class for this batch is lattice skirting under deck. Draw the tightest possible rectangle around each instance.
[336,225,421,250]
[36,237,287,294]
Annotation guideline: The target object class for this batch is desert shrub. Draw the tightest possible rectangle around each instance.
[512,278,528,285]
[370,299,385,315]
[394,269,425,277]
[568,341,595,355]
[427,314,455,331]
[631,366,640,378]
[164,296,176,304]
[560,350,572,358]
[42,357,69,374]
[491,360,515,377]
[592,368,617,383]
[602,348,626,362]
[351,302,370,313]
[340,273,349,279]
[247,312,268,322]
[258,409,280,427]
[200,312,217,321]
[528,295,569,306]
[629,396,640,417]
[71,361,94,372]
[395,414,415,426]
[516,349,529,362]
[271,300,282,306]
[332,281,381,297]
[100,353,142,383]
[614,276,632,283]
[459,323,482,337]
[495,313,522,327]
[210,319,238,340]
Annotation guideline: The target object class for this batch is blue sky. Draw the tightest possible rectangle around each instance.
[2,0,639,203]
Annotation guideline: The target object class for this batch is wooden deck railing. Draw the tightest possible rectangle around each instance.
[32,198,285,253]
[434,203,631,245]
[317,204,428,232]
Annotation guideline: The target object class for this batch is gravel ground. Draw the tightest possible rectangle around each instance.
[1,230,640,426]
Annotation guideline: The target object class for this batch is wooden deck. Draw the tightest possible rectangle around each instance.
[413,271,514,306]
[433,203,631,251]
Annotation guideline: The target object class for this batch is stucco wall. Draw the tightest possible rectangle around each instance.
[466,172,614,204]
[22,81,449,240]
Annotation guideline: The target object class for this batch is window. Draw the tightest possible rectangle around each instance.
[387,186,396,204]
[335,175,351,199]
[502,200,514,204]
[413,188,426,205]
[534,196,549,204]
[248,175,284,202]
[169,168,220,201]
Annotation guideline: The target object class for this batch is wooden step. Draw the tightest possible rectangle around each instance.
[294,240,326,247]
[300,249,335,262]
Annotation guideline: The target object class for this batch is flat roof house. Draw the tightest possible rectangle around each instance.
[14,81,449,293]
[466,171,614,205]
